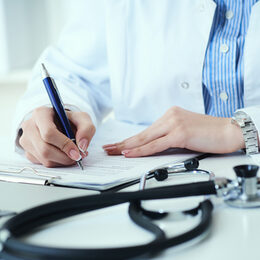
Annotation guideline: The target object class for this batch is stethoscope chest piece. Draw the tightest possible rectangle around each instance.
[225,165,260,208]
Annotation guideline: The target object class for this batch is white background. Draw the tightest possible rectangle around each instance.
[0,0,74,137]
[0,0,72,75]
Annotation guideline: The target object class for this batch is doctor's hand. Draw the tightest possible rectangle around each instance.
[103,106,245,157]
[19,106,95,167]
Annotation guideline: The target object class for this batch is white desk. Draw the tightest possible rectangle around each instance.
[0,139,259,259]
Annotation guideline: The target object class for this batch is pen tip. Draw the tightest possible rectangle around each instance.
[77,161,84,171]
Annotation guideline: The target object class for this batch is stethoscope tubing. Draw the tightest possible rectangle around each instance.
[1,200,213,260]
[0,181,216,260]
[128,199,213,255]
[3,181,216,235]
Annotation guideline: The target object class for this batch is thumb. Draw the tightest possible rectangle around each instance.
[67,111,96,154]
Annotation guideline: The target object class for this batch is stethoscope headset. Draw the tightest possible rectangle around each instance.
[0,157,259,260]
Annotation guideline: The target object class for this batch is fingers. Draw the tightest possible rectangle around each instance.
[103,122,167,155]
[120,136,171,157]
[25,152,40,164]
[20,119,75,167]
[67,111,96,154]
[25,151,73,167]
[103,106,187,157]
[34,140,76,167]
[20,106,95,168]
[33,107,81,161]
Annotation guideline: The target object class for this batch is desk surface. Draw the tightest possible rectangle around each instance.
[0,141,259,259]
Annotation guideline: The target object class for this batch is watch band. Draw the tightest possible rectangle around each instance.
[232,111,259,155]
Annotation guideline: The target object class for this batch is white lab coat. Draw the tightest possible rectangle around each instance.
[13,0,260,142]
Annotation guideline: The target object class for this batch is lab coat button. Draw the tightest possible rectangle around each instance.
[220,92,228,101]
[181,82,189,89]
[225,10,234,20]
[220,44,229,53]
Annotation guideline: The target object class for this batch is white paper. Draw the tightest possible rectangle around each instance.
[0,119,197,190]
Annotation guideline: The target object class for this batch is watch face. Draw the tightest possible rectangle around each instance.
[234,111,248,127]
[236,111,248,121]
[235,111,247,119]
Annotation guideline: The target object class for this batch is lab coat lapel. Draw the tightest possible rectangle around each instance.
[244,1,260,107]
[167,0,216,114]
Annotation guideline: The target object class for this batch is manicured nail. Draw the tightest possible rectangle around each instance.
[69,149,82,161]
[121,150,130,155]
[78,139,88,153]
[81,151,88,158]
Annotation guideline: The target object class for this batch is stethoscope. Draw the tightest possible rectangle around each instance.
[139,157,214,189]
[0,157,259,260]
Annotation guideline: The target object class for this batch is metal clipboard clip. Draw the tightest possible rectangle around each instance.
[0,167,61,186]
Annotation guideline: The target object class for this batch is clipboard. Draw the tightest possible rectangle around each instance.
[0,165,142,191]
[0,153,211,191]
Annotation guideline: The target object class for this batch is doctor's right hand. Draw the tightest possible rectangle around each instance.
[19,106,96,167]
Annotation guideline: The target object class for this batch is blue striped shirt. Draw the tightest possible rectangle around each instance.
[202,0,258,117]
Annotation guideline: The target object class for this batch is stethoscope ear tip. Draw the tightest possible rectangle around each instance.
[184,158,199,170]
[154,169,168,181]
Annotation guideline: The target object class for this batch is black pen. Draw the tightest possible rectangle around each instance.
[41,63,84,170]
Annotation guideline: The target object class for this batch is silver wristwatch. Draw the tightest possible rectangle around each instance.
[231,111,259,155]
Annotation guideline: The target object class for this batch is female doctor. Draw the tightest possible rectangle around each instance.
[14,0,260,167]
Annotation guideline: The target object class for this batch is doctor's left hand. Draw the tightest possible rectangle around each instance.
[103,106,245,157]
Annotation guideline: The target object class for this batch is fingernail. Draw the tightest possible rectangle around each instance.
[82,151,88,158]
[79,139,88,153]
[121,150,130,155]
[69,149,82,161]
